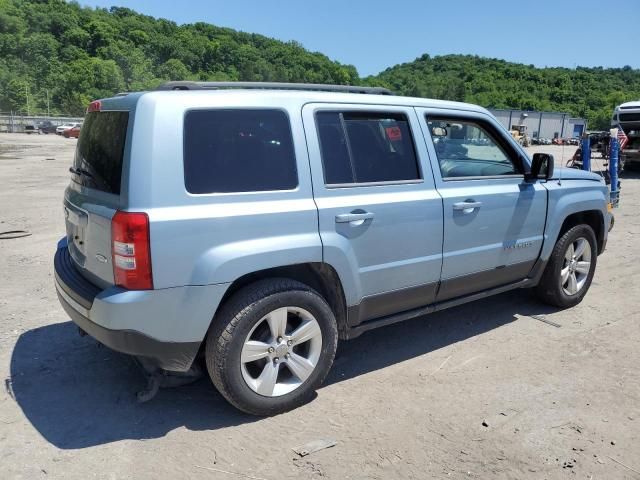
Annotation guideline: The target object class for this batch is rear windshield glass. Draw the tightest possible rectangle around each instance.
[183,109,297,194]
[72,111,129,194]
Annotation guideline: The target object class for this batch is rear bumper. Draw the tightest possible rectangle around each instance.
[54,240,229,371]
[56,286,200,371]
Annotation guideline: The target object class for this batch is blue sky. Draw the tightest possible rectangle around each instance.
[80,0,639,76]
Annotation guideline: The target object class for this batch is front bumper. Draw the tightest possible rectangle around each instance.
[54,241,228,371]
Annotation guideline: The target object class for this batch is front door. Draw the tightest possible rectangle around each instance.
[417,109,548,301]
[302,104,443,325]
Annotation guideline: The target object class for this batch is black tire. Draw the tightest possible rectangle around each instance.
[205,278,338,415]
[535,224,597,308]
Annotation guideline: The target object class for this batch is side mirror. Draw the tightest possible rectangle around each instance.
[528,153,555,181]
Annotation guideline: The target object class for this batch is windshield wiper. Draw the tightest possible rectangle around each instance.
[69,166,93,178]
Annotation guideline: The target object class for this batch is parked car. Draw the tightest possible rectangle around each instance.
[56,122,80,135]
[37,121,58,134]
[24,121,58,134]
[54,82,613,415]
[63,125,81,138]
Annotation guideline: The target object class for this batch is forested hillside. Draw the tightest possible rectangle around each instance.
[0,0,358,115]
[368,54,640,129]
[1,0,639,128]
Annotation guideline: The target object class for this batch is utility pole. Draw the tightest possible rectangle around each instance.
[46,89,50,117]
[25,84,29,116]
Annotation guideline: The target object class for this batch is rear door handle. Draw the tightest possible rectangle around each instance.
[335,212,375,223]
[453,201,482,212]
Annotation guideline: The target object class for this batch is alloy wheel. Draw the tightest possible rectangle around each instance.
[240,307,322,397]
[561,237,592,295]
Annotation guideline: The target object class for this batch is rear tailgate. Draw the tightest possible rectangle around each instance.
[65,108,130,288]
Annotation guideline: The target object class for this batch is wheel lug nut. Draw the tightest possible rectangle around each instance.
[268,347,274,353]
[274,358,280,364]
[277,336,283,343]
[287,340,292,346]
[285,353,290,359]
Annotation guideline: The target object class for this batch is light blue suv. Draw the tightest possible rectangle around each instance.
[54,82,612,415]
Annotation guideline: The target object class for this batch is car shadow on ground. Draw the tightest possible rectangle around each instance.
[9,289,557,449]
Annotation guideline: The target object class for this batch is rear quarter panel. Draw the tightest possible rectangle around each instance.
[128,92,322,289]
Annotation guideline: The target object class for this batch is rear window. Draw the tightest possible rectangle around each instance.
[183,109,297,194]
[73,111,129,194]
[316,111,420,185]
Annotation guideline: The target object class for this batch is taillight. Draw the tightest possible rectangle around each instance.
[87,100,101,113]
[111,211,153,290]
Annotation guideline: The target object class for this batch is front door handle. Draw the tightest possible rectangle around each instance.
[453,201,482,212]
[335,212,375,223]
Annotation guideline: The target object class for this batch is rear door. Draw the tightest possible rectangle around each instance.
[64,108,130,288]
[302,103,443,326]
[416,109,547,301]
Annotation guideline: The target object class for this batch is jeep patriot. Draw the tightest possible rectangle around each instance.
[54,82,612,415]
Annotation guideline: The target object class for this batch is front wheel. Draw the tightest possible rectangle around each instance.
[535,224,597,308]
[206,278,338,415]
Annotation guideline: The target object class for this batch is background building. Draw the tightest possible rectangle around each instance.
[488,109,587,139]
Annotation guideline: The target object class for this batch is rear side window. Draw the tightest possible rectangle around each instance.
[184,109,297,194]
[316,111,420,185]
[73,111,128,194]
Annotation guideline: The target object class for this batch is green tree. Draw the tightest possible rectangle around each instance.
[1,0,638,125]
[2,78,30,112]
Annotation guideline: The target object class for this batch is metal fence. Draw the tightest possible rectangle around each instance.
[0,113,84,133]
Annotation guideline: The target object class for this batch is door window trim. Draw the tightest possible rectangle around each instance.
[314,108,425,188]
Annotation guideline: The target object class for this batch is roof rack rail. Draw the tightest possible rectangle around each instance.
[155,81,393,95]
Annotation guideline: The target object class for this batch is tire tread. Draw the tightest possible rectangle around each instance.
[205,278,337,415]
[535,224,597,308]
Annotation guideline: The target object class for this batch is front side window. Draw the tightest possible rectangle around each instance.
[316,111,420,185]
[184,109,297,194]
[427,118,519,179]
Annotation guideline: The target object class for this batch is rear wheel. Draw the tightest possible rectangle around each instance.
[535,224,597,308]
[206,278,338,415]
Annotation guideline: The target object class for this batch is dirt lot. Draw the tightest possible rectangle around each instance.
[1,133,639,479]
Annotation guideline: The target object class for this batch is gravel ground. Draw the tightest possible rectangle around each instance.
[0,133,639,479]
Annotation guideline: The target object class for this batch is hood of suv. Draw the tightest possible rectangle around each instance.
[549,167,603,182]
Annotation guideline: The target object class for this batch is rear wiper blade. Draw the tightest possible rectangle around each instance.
[69,166,93,178]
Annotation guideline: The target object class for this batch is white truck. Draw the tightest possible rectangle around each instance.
[612,101,640,170]
[612,101,640,132]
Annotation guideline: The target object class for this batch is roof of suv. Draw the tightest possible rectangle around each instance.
[102,82,490,115]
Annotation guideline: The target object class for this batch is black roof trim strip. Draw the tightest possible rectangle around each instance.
[155,81,393,95]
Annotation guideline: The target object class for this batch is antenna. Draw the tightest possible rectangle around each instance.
[559,142,563,185]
